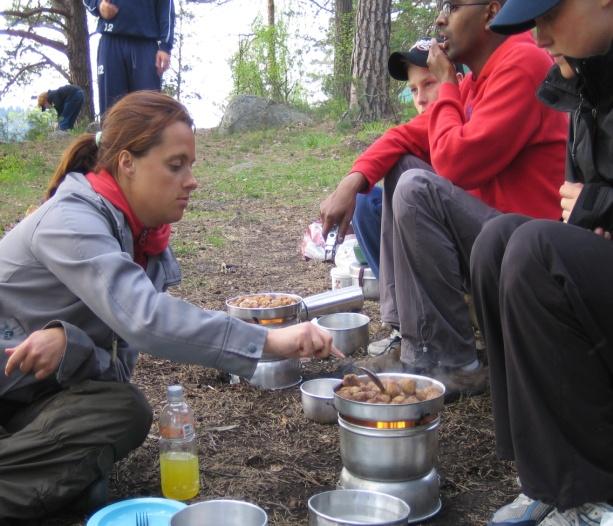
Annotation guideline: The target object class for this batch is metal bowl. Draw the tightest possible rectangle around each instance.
[226,292,303,323]
[300,378,341,424]
[312,312,370,356]
[170,499,268,526]
[308,489,410,526]
[333,373,445,422]
[339,467,441,524]
[249,357,301,390]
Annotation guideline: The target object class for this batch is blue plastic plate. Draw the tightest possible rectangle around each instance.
[86,497,187,526]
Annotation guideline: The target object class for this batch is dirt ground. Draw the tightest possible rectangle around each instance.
[43,134,519,526]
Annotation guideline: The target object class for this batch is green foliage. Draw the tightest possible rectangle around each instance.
[229,17,306,105]
[26,108,56,140]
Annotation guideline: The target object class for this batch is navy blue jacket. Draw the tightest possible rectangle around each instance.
[83,0,175,53]
[46,85,83,117]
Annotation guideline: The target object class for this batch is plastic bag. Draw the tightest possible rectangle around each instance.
[334,236,359,272]
[300,221,326,261]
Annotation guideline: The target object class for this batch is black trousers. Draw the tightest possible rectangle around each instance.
[470,214,613,510]
[0,380,152,518]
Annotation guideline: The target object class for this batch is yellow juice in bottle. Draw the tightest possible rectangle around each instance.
[160,451,200,500]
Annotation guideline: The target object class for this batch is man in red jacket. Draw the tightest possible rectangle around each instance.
[320,0,568,399]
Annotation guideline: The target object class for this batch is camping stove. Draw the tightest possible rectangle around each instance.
[334,374,444,523]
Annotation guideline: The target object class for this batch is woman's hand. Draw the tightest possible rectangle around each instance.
[4,327,67,380]
[263,322,343,360]
[560,181,584,222]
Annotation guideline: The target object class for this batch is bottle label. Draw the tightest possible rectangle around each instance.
[182,423,194,438]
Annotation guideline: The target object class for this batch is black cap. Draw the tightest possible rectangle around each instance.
[388,38,464,81]
[489,0,561,35]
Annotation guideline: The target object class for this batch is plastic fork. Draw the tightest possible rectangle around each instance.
[136,512,149,526]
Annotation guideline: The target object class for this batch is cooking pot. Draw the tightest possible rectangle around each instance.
[308,489,410,526]
[311,312,370,356]
[333,373,445,422]
[170,499,267,526]
[350,262,379,301]
[226,288,364,325]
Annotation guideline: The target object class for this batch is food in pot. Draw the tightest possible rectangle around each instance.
[228,294,299,309]
[336,374,441,404]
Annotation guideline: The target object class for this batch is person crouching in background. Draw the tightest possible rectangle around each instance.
[37,84,85,131]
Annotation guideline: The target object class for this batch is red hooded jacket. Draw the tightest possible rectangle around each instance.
[350,33,568,219]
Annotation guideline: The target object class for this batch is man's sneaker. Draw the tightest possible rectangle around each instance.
[488,493,554,526]
[540,502,613,525]
[367,329,401,356]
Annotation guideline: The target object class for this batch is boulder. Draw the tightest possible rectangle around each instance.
[218,95,312,134]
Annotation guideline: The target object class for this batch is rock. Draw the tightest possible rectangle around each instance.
[218,95,312,134]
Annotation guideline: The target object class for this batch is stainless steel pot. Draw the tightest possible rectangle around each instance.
[350,262,379,301]
[300,378,341,424]
[333,373,445,422]
[226,293,303,323]
[338,416,439,481]
[249,357,301,390]
[338,467,441,524]
[312,312,370,356]
[170,499,268,526]
[308,489,410,526]
[226,288,364,324]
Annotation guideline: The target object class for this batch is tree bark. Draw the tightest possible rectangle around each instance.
[333,0,353,103]
[349,0,392,121]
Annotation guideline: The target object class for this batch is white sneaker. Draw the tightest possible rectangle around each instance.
[367,328,401,356]
[540,502,613,525]
[488,493,553,525]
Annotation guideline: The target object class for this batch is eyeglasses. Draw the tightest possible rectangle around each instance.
[438,1,490,17]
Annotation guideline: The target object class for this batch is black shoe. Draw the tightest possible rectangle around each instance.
[70,476,108,514]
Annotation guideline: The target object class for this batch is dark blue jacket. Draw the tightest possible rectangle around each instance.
[46,85,83,117]
[83,0,175,53]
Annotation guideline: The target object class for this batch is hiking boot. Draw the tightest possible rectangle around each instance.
[367,328,401,356]
[437,360,489,403]
[354,346,409,374]
[539,502,613,525]
[488,493,554,526]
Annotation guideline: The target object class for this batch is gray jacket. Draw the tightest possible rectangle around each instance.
[0,173,266,403]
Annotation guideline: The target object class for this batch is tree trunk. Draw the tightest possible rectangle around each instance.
[333,0,353,103]
[349,0,392,121]
[56,0,95,122]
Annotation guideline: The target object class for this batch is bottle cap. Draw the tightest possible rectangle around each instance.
[167,384,184,402]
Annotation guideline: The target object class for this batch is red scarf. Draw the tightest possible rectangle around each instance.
[86,170,171,268]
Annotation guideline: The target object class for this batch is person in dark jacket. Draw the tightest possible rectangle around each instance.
[469,0,613,524]
[37,84,85,131]
[83,0,175,116]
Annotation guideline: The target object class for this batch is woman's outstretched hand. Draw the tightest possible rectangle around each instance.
[263,322,343,360]
[4,327,66,380]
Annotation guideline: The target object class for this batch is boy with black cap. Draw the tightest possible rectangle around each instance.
[352,37,464,330]
[320,1,568,400]
[470,0,613,524]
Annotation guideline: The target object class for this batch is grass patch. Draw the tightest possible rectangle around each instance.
[0,144,50,230]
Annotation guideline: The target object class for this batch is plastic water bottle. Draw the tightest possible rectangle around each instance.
[159,384,200,500]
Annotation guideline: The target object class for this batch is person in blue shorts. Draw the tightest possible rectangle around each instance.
[84,0,175,116]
